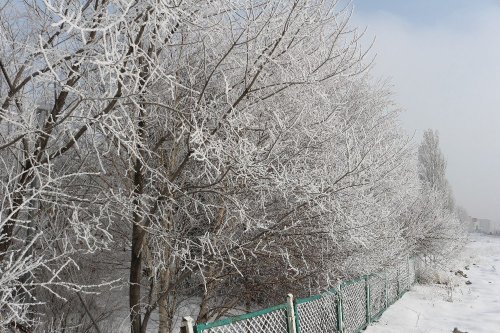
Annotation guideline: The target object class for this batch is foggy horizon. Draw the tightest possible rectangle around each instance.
[353,0,500,222]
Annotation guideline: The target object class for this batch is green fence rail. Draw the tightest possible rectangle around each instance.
[181,257,416,333]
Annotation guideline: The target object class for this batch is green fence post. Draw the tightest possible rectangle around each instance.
[337,288,343,333]
[412,257,416,285]
[180,316,195,333]
[287,294,297,333]
[384,271,388,308]
[365,275,371,326]
[407,256,411,290]
[397,265,401,298]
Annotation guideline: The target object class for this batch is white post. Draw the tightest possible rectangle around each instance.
[287,294,297,333]
[180,316,195,333]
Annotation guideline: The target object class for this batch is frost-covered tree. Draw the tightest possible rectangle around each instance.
[418,129,454,211]
[418,130,447,189]
[455,205,471,226]
[401,130,465,260]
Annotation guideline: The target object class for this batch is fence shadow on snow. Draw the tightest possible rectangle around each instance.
[180,258,416,333]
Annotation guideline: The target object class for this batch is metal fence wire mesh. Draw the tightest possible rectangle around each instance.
[398,260,410,292]
[198,308,288,333]
[409,258,416,285]
[194,258,417,333]
[340,279,367,333]
[295,291,338,333]
[386,267,399,305]
[367,273,386,319]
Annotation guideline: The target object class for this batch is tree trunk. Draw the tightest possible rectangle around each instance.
[158,268,171,333]
[130,112,146,333]
[130,219,143,333]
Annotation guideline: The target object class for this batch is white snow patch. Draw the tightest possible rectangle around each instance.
[366,234,500,333]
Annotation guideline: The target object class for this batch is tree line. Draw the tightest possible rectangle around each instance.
[0,1,465,332]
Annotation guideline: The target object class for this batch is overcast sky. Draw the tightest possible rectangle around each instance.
[351,0,500,221]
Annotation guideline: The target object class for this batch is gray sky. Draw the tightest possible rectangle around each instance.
[352,0,500,221]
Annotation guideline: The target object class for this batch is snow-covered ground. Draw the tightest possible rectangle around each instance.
[366,234,500,333]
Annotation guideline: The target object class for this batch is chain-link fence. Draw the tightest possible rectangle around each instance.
[185,258,416,333]
[194,304,288,333]
[295,291,338,333]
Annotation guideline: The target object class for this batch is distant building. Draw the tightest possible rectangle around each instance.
[492,220,500,234]
[470,217,500,234]
[479,219,492,233]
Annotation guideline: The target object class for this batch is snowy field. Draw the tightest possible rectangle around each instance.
[366,234,500,333]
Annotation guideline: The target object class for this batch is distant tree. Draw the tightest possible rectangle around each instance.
[418,129,454,211]
[455,206,470,225]
[418,129,447,189]
[401,129,465,259]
